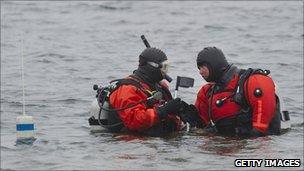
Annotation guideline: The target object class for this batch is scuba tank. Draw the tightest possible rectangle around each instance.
[88,98,106,132]
[274,83,291,129]
[88,78,162,133]
[88,82,124,133]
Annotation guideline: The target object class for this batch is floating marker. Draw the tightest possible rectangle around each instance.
[16,37,36,144]
[16,115,35,140]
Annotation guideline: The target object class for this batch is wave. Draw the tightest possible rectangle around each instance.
[97,4,130,11]
[170,11,187,16]
[261,49,290,54]
[0,145,15,151]
[291,122,304,128]
[35,53,74,63]
[55,98,88,104]
[35,53,66,59]
[204,25,227,30]
[1,43,15,48]
[1,99,48,108]
[37,58,55,64]
[25,6,51,13]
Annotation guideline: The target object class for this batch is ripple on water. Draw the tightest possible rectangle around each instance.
[55,98,87,104]
[35,53,66,59]
[204,25,228,30]
[2,99,48,108]
[165,157,189,162]
[291,122,304,128]
[96,4,131,11]
[1,145,16,152]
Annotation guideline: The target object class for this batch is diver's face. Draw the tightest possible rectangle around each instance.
[198,65,210,81]
[160,60,169,74]
[160,60,169,77]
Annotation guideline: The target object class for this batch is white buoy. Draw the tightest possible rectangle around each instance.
[16,115,35,140]
[16,37,35,144]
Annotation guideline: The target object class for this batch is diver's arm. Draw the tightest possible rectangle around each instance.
[194,84,212,127]
[110,85,159,131]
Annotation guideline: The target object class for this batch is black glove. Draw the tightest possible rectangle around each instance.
[178,102,204,128]
[157,98,183,119]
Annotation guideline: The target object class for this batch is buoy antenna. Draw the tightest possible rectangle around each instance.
[21,38,25,116]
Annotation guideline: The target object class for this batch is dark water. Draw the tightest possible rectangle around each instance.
[1,1,303,170]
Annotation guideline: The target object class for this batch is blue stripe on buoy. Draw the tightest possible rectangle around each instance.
[16,124,34,131]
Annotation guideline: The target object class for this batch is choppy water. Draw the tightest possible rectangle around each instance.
[1,1,303,170]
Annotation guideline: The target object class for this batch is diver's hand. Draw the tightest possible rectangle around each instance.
[157,98,183,119]
[178,102,204,128]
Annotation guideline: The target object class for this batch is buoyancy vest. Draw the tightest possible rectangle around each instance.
[206,68,289,135]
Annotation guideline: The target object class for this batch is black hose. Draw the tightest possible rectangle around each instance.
[99,99,146,112]
[208,85,216,126]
